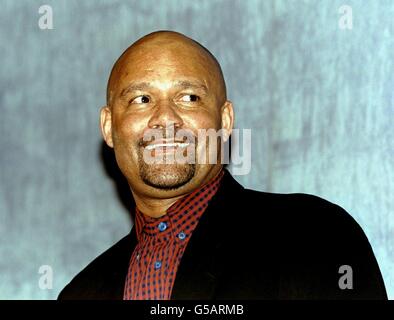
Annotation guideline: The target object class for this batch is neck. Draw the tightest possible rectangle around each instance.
[131,166,224,218]
[131,193,184,218]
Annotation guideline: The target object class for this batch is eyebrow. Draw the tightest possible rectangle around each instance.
[119,80,208,98]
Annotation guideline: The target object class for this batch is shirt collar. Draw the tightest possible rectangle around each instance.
[134,169,225,243]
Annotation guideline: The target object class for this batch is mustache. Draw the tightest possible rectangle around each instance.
[137,128,198,148]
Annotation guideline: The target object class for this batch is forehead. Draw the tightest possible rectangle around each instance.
[109,41,217,96]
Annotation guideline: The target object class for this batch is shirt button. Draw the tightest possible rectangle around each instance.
[158,222,167,232]
[154,261,162,269]
[178,232,186,240]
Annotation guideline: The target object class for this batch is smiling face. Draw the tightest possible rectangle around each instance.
[100,31,233,200]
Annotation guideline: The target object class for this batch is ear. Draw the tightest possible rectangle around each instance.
[220,100,234,142]
[100,106,114,148]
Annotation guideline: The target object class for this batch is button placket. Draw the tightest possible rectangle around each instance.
[154,260,162,270]
[158,221,167,232]
[178,231,186,240]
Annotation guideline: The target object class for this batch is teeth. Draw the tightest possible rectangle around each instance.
[145,142,190,150]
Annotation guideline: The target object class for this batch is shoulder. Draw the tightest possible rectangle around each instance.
[58,233,133,300]
[243,188,360,229]
[238,188,373,255]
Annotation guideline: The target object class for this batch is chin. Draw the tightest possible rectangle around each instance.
[140,163,196,190]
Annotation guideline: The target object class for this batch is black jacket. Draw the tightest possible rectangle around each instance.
[58,170,387,299]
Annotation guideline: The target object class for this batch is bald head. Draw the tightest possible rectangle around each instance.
[106,30,227,107]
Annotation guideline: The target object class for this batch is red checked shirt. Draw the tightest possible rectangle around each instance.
[123,170,224,300]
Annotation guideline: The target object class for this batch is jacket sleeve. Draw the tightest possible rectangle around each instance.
[330,203,387,299]
[277,194,387,299]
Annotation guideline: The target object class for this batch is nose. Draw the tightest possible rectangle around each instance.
[147,99,183,130]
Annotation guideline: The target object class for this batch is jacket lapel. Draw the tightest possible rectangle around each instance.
[171,170,245,299]
[106,228,138,300]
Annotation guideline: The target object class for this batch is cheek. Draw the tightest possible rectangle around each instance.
[184,111,222,132]
[111,114,148,177]
[183,113,223,160]
[112,113,147,150]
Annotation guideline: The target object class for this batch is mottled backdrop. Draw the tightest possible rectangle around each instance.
[0,0,393,299]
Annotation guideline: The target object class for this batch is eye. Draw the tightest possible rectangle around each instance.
[179,94,199,102]
[130,95,150,104]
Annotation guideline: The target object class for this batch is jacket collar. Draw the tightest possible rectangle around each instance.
[114,169,244,300]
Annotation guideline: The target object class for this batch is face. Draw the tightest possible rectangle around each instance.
[100,35,233,199]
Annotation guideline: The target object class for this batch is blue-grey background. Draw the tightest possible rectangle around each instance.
[0,0,393,299]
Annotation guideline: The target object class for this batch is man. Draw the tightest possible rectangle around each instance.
[58,31,387,300]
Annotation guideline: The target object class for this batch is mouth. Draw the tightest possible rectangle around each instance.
[144,142,191,150]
